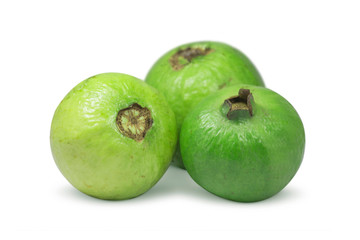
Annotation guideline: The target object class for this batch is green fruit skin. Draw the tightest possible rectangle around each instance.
[145,41,265,168]
[180,85,305,202]
[50,73,177,200]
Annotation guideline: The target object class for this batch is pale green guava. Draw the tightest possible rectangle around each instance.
[50,73,177,200]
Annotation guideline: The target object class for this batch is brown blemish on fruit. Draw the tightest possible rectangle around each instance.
[169,47,213,70]
[116,103,153,142]
[218,78,232,89]
[218,83,227,89]
[224,89,254,119]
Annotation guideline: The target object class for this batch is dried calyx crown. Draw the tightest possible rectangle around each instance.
[169,47,213,70]
[223,89,255,119]
[116,103,153,142]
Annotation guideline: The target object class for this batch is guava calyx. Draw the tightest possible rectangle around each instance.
[223,89,255,119]
[116,103,153,142]
[169,47,213,70]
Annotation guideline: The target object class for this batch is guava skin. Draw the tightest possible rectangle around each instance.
[145,41,264,169]
[180,85,305,202]
[50,73,177,200]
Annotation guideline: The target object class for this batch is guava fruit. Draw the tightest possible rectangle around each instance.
[180,85,305,202]
[145,41,265,168]
[50,73,177,200]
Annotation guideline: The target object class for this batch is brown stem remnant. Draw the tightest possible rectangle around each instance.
[116,103,153,142]
[169,47,213,70]
[223,89,255,119]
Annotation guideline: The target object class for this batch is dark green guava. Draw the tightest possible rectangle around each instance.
[145,41,265,168]
[50,73,177,200]
[180,85,305,202]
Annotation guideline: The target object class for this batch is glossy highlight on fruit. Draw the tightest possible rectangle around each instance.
[180,85,305,202]
[145,41,265,168]
[50,73,177,200]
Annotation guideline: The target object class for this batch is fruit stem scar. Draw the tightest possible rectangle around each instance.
[223,89,255,119]
[116,103,153,142]
[169,47,213,70]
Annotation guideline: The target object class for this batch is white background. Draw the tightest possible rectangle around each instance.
[1,0,359,239]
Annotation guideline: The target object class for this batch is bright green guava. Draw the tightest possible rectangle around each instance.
[50,73,177,200]
[145,41,264,168]
[180,85,305,202]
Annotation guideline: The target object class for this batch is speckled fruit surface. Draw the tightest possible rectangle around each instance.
[145,41,264,168]
[180,85,305,202]
[50,73,177,200]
